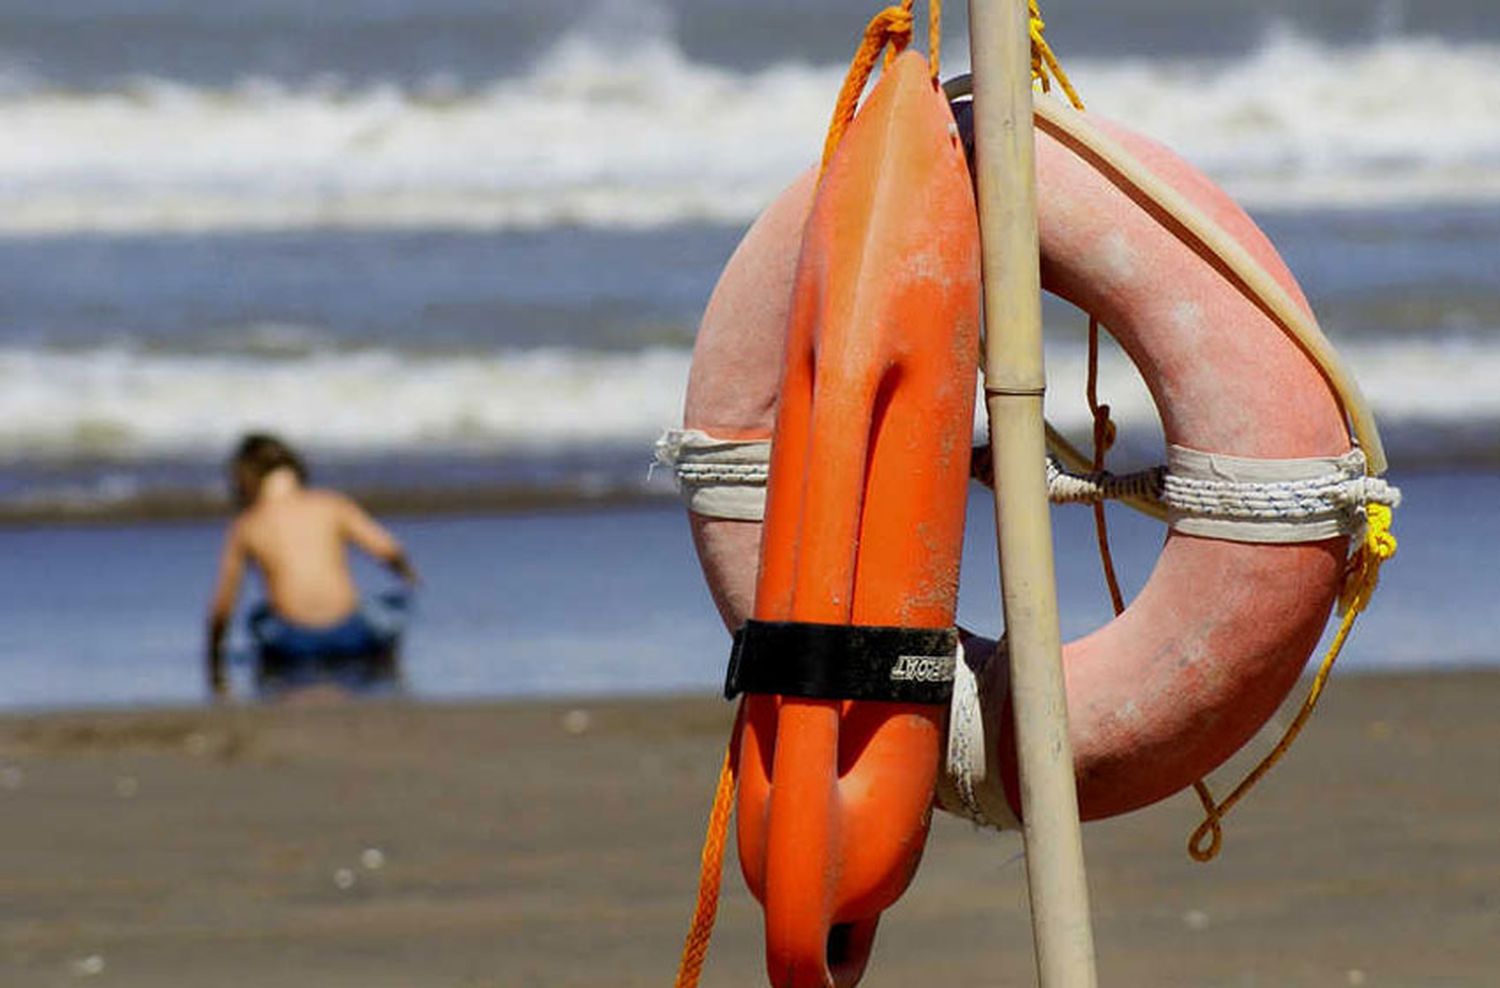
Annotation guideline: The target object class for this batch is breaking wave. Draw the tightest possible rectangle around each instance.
[2,26,1498,234]
[1,332,1497,463]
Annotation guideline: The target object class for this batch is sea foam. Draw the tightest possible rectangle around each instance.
[1,27,1497,234]
[0,334,1496,462]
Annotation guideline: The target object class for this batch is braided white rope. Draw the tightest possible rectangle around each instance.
[1044,456,1164,504]
[656,429,1403,543]
[670,462,770,484]
[1161,446,1400,543]
[1044,446,1401,543]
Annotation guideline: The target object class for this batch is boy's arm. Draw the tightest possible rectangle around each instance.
[338,496,419,585]
[206,525,246,699]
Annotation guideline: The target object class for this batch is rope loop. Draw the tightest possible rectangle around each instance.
[1188,788,1224,861]
[820,0,943,175]
[1187,504,1398,861]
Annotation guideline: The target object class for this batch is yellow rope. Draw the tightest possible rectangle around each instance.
[1030,3,1398,862]
[1028,0,1084,110]
[1188,504,1397,861]
[673,706,743,988]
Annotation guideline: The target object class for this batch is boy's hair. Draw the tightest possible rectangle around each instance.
[230,433,308,507]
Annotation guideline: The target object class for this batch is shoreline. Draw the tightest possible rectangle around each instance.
[0,482,677,528]
[2,670,1495,986]
[0,458,1496,529]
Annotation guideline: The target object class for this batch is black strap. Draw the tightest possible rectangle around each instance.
[725,619,958,705]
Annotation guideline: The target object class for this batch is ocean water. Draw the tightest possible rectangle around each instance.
[0,0,1498,513]
[0,471,1490,711]
[0,0,1493,703]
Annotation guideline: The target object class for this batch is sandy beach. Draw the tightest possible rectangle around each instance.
[0,672,1494,987]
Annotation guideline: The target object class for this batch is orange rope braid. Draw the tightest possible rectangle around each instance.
[673,705,743,988]
[1085,317,1126,615]
[820,0,943,176]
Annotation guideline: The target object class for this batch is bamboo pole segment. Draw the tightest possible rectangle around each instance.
[966,1,1100,985]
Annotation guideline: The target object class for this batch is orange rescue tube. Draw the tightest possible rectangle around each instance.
[721,52,979,987]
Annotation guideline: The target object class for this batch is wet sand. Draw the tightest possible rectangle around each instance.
[0,672,1495,987]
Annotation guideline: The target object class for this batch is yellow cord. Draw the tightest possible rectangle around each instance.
[1188,505,1397,861]
[1028,0,1084,110]
[1026,6,1399,863]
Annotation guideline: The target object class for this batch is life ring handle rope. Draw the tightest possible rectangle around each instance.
[953,70,1389,477]
[1188,501,1397,860]
[656,430,1401,544]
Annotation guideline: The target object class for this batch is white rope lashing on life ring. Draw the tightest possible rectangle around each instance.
[654,429,1402,544]
[653,430,770,523]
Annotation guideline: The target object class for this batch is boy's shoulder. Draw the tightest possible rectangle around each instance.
[302,487,355,510]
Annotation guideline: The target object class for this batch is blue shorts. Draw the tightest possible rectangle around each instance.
[248,592,408,694]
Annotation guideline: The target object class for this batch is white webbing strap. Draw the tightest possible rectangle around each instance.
[1047,445,1402,543]
[1162,445,1400,543]
[653,429,771,522]
[656,429,1402,542]
[935,635,1021,832]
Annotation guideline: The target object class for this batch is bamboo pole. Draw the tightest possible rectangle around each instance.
[966,1,1100,984]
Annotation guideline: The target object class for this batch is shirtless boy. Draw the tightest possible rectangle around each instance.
[205,434,418,698]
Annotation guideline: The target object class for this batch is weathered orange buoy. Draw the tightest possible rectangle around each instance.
[717,50,978,986]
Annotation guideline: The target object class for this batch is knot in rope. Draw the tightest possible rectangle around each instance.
[1028,0,1085,110]
[1340,502,1397,616]
[1083,315,1128,617]
[1091,404,1117,453]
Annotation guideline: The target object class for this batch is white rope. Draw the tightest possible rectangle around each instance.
[1042,447,1400,543]
[671,462,770,484]
[1161,446,1400,543]
[1044,456,1164,504]
[656,430,1403,543]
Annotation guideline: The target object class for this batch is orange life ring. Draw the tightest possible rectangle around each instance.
[663,55,1375,988]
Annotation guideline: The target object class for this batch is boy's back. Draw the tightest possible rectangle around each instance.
[234,487,367,628]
